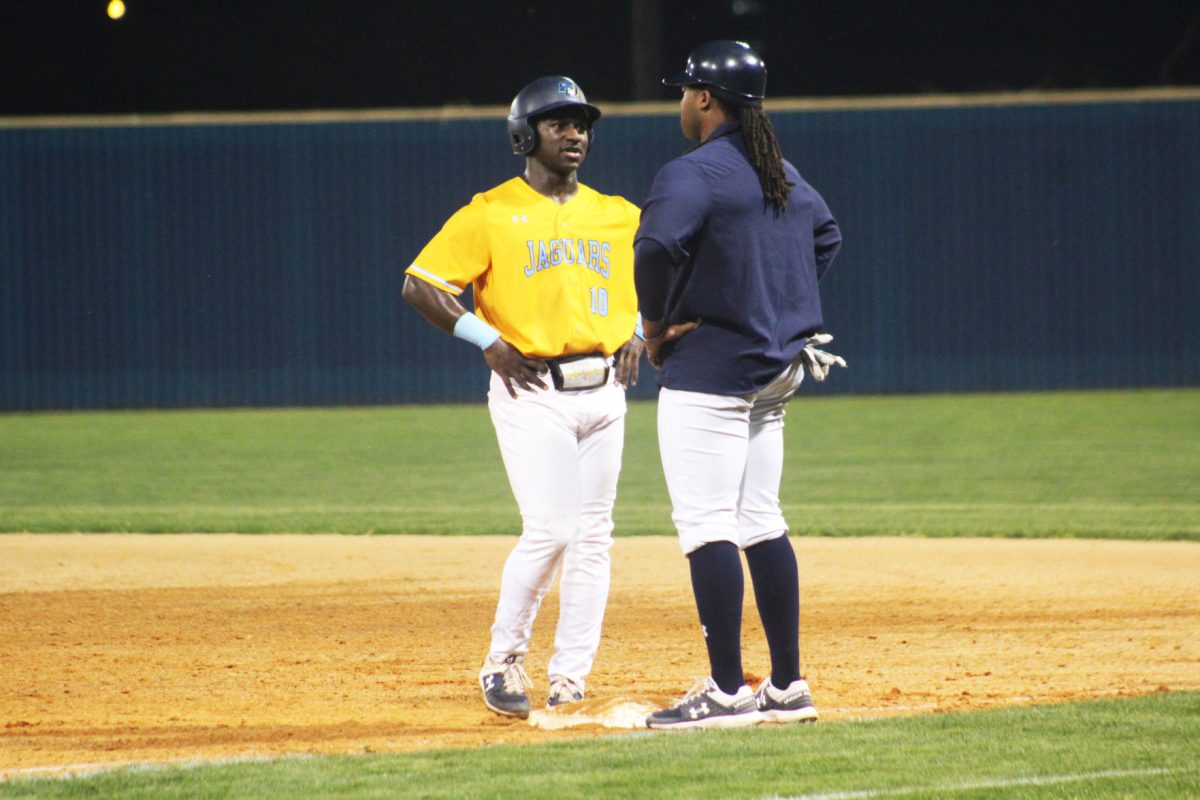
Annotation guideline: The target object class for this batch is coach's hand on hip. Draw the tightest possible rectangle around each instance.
[485,340,548,398]
[641,319,700,369]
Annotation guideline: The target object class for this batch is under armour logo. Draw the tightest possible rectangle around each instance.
[511,214,528,223]
[688,702,710,719]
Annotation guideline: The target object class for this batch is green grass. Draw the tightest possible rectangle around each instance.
[3,692,1197,798]
[2,394,1198,798]
[1,389,1197,538]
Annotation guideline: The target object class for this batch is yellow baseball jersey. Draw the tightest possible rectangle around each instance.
[406,177,640,358]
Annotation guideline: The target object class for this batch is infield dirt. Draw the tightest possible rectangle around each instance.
[2,534,1198,778]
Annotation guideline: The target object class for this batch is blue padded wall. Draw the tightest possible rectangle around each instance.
[2,94,1197,409]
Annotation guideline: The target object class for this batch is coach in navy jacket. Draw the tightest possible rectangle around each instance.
[636,40,844,731]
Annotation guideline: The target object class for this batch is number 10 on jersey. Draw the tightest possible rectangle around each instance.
[589,286,608,317]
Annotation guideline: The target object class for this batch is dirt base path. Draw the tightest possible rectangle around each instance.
[2,535,1198,778]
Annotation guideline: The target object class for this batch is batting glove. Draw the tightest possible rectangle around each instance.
[801,333,847,382]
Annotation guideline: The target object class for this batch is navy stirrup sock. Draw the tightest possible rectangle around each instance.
[745,535,802,688]
[687,541,745,694]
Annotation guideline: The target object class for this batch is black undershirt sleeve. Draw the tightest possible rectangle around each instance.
[633,237,675,321]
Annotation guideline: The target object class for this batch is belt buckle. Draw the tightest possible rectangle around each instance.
[549,354,609,391]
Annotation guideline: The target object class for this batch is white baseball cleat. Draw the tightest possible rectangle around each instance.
[479,654,533,719]
[546,675,585,708]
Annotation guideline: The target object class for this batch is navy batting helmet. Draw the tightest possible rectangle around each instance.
[663,40,767,106]
[507,76,602,155]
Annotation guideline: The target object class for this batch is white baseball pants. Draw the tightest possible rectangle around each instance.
[658,356,805,555]
[486,370,626,684]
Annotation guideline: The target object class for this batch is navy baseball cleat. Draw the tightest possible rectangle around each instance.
[546,675,585,708]
[479,654,533,719]
[754,677,819,723]
[646,677,762,729]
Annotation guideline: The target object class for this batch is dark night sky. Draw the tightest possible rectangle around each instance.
[3,0,1200,115]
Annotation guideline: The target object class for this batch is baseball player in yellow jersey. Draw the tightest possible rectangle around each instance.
[402,76,643,719]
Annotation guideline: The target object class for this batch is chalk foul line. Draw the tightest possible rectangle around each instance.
[768,766,1180,800]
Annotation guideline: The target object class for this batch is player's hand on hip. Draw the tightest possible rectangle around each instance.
[484,339,548,398]
[642,319,700,369]
[613,337,644,388]
[800,332,847,382]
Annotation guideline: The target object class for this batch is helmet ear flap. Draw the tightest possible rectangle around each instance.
[508,118,536,155]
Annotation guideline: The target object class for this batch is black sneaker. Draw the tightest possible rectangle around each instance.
[479,654,532,719]
[754,677,819,723]
[646,677,762,730]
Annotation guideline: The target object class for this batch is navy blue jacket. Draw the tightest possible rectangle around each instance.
[635,121,842,395]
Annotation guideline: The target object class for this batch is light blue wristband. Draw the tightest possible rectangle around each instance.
[634,312,645,341]
[453,312,501,350]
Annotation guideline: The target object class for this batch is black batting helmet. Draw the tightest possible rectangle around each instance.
[507,76,601,155]
[663,40,767,106]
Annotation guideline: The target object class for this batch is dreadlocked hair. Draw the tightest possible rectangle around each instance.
[739,104,794,210]
[713,95,794,211]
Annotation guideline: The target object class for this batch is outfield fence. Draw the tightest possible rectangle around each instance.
[2,90,1198,410]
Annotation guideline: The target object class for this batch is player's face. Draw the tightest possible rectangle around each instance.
[532,111,591,174]
[679,87,703,141]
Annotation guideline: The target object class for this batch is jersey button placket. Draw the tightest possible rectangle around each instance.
[559,209,586,342]
[561,211,580,289]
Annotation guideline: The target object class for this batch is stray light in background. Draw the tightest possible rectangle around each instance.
[107,0,126,20]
